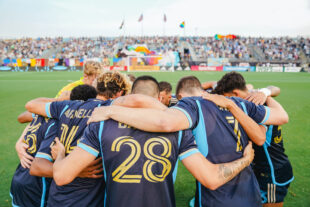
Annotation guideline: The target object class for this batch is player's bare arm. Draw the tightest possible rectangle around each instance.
[89,94,167,123]
[113,94,167,110]
[182,142,254,190]
[20,93,70,123]
[203,93,266,145]
[246,86,281,105]
[88,105,189,132]
[30,156,103,179]
[201,81,217,90]
[30,158,53,177]
[15,124,34,168]
[52,138,98,186]
[267,85,281,97]
[17,111,33,123]
[263,97,289,125]
[25,97,57,117]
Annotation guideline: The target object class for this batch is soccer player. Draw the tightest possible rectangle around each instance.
[11,116,56,207]
[10,84,98,207]
[159,81,178,107]
[214,72,293,207]
[159,81,173,106]
[25,71,132,206]
[55,60,102,98]
[29,85,101,178]
[17,61,102,124]
[201,80,254,92]
[88,75,289,207]
[51,75,255,207]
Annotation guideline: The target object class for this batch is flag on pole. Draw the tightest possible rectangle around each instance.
[138,14,143,22]
[180,21,185,28]
[119,20,124,30]
[163,14,167,22]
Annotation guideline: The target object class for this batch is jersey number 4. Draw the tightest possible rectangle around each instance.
[111,136,172,183]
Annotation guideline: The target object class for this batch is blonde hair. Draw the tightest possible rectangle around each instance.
[83,61,102,76]
[96,71,132,99]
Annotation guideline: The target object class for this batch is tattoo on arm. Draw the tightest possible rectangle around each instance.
[218,159,247,182]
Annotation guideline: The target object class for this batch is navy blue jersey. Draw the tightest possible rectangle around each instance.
[173,96,270,207]
[78,120,199,207]
[43,98,111,207]
[253,125,294,185]
[10,115,56,207]
[169,94,178,107]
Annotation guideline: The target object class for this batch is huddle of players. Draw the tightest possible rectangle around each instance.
[11,61,293,207]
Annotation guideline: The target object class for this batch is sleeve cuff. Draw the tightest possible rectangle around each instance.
[35,152,53,162]
[171,106,193,128]
[260,106,270,124]
[45,102,52,118]
[179,148,200,160]
[77,143,99,157]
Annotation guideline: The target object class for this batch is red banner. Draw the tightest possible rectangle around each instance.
[191,66,223,71]
[110,66,127,71]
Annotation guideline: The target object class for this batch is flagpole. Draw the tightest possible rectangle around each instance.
[163,21,165,36]
[138,14,143,37]
[163,14,166,36]
[123,16,125,37]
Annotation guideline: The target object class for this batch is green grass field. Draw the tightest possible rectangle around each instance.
[0,71,309,207]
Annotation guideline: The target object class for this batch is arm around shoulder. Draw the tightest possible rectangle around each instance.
[25,97,56,117]
[264,97,289,126]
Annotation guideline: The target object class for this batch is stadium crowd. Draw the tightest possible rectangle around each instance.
[190,36,252,60]
[253,37,300,61]
[11,61,293,207]
[1,36,309,63]
[300,37,310,58]
[0,38,58,59]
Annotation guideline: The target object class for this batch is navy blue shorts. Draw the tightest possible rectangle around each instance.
[256,172,290,203]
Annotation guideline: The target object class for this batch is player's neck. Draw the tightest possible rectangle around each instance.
[96,95,108,101]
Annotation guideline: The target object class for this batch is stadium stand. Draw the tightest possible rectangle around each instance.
[1,36,310,67]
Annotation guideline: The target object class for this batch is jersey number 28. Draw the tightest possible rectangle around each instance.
[111,136,172,183]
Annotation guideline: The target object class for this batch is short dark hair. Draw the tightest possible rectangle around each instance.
[176,76,202,98]
[159,81,172,93]
[131,75,160,98]
[70,85,97,101]
[213,72,247,95]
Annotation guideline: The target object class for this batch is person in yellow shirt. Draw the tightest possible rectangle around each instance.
[55,61,102,99]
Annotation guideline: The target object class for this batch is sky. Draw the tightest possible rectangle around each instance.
[0,0,310,38]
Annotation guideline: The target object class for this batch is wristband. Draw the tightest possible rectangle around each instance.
[259,88,271,97]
